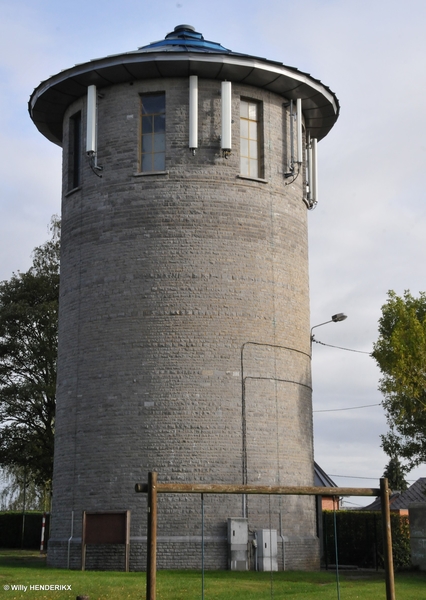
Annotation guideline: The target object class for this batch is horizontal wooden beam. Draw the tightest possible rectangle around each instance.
[135,482,380,497]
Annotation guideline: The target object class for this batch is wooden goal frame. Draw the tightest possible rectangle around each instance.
[135,473,395,600]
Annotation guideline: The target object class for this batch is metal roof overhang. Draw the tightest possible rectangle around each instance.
[29,51,339,146]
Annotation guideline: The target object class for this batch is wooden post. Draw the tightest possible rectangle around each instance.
[146,472,158,600]
[135,482,379,497]
[81,511,86,571]
[380,478,395,600]
[125,509,131,573]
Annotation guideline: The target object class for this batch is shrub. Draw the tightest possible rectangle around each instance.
[0,511,49,549]
[322,510,410,570]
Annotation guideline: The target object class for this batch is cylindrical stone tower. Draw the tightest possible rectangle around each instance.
[29,25,339,570]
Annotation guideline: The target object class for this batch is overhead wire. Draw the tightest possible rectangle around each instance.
[330,474,420,483]
[313,403,381,413]
[312,338,372,354]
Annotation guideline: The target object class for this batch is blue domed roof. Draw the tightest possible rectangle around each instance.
[139,24,230,53]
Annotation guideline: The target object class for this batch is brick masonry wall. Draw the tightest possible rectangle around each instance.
[48,76,318,570]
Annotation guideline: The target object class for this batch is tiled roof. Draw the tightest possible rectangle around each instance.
[363,478,426,511]
[314,462,337,488]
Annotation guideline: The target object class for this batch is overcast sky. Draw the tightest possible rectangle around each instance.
[1,0,426,505]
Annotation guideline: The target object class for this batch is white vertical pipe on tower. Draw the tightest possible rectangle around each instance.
[86,85,97,155]
[221,81,232,151]
[289,100,294,167]
[189,76,198,150]
[307,132,313,202]
[296,98,303,164]
[311,137,318,204]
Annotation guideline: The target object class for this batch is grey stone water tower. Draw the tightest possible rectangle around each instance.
[29,25,339,570]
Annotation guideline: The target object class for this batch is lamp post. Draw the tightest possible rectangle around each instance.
[310,312,347,570]
[310,313,347,347]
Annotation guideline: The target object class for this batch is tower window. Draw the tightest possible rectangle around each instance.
[68,111,82,190]
[140,93,166,172]
[240,100,262,178]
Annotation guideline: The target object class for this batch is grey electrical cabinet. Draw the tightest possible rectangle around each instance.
[227,518,249,570]
[257,529,278,571]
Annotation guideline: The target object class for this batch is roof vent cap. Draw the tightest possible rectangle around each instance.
[164,24,202,40]
[174,24,196,33]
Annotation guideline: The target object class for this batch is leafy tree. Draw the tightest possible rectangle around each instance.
[372,290,426,469]
[382,455,409,492]
[0,466,47,511]
[0,218,60,491]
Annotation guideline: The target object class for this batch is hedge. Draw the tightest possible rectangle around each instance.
[323,510,411,570]
[0,512,50,549]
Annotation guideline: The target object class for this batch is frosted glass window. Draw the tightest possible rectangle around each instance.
[141,93,165,172]
[240,100,261,178]
[68,111,82,190]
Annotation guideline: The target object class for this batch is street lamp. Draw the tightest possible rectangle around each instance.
[311,313,347,344]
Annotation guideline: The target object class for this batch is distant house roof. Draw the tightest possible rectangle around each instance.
[363,477,426,511]
[314,462,337,488]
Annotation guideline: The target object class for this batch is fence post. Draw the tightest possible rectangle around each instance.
[146,472,158,600]
[380,478,395,600]
[40,512,47,554]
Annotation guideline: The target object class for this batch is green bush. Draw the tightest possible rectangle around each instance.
[0,511,49,549]
[323,511,410,570]
[391,514,411,569]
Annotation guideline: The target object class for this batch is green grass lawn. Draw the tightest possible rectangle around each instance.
[1,550,425,600]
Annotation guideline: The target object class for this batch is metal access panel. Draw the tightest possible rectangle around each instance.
[227,518,248,571]
[227,518,248,545]
[257,529,278,571]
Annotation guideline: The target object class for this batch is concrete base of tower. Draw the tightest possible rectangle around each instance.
[279,536,320,571]
[46,539,82,570]
[47,536,319,571]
